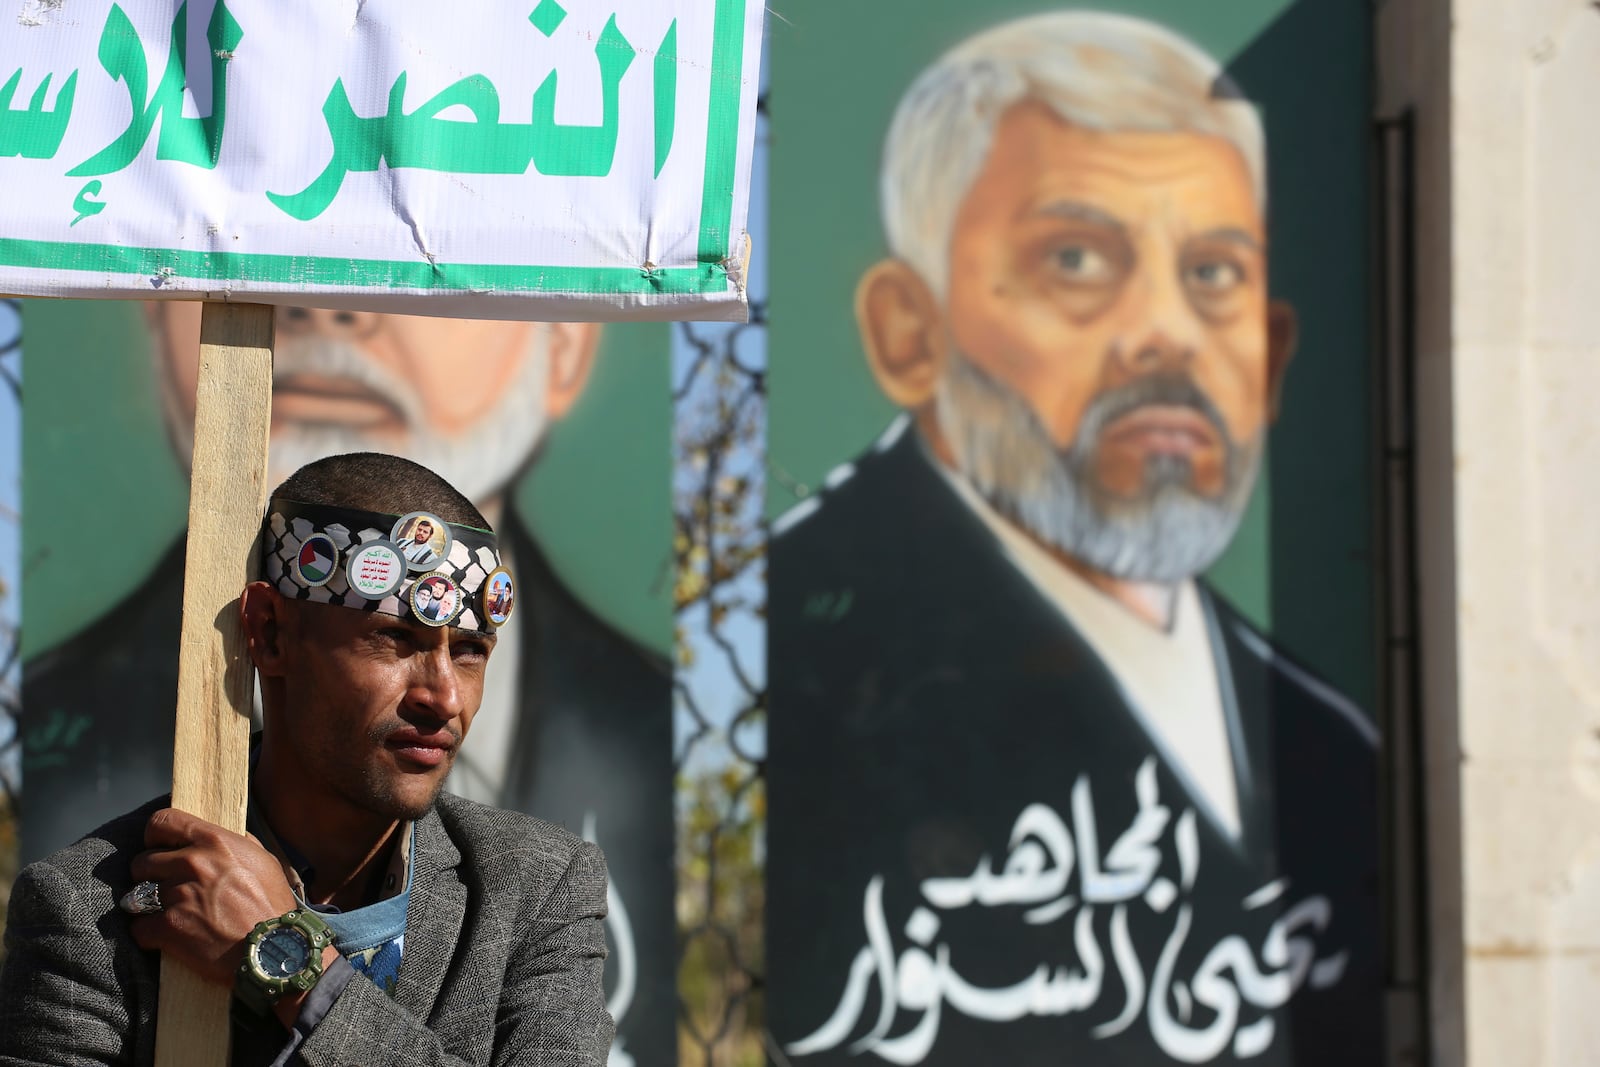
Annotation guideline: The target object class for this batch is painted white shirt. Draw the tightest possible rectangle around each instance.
[403,540,438,565]
[933,454,1242,840]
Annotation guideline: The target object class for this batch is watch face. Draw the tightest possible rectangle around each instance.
[257,926,312,978]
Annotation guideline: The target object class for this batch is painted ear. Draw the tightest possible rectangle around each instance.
[545,322,600,419]
[857,259,949,409]
[240,581,289,676]
[1266,300,1298,421]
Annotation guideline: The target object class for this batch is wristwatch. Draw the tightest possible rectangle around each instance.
[235,907,334,1017]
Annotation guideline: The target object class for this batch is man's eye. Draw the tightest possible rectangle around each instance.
[453,640,491,661]
[1186,259,1245,291]
[1050,244,1113,282]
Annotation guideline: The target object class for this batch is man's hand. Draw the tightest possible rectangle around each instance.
[126,807,298,986]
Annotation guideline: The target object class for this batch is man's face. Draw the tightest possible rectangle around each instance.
[412,521,432,545]
[150,306,597,505]
[270,601,495,821]
[416,585,435,610]
[929,102,1289,581]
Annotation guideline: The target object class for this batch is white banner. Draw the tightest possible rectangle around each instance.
[0,0,762,320]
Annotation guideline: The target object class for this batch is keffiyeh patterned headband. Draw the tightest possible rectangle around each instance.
[262,498,515,634]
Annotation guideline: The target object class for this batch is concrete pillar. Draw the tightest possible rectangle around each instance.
[1382,0,1600,1061]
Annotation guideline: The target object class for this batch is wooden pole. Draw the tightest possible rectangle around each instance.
[153,302,275,1067]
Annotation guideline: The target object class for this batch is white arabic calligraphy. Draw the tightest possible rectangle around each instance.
[786,758,1349,1064]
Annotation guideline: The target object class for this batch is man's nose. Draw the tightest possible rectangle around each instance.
[406,647,467,724]
[1111,267,1202,378]
[276,305,381,340]
[1116,328,1195,377]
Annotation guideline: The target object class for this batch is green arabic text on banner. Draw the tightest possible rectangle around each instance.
[0,0,763,321]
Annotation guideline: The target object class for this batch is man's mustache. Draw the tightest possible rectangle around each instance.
[1073,374,1234,459]
[271,336,424,430]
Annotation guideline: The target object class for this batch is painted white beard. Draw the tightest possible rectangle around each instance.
[934,350,1260,584]
[168,332,551,507]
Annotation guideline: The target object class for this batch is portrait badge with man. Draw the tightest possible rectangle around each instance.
[768,12,1382,1064]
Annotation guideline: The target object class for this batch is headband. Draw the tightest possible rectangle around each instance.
[261,498,515,634]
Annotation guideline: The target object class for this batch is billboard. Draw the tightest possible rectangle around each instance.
[766,2,1383,1062]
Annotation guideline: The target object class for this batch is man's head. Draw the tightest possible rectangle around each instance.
[410,519,434,546]
[243,453,498,823]
[148,305,600,506]
[857,13,1295,583]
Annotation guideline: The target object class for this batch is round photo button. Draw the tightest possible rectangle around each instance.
[293,534,339,589]
[409,573,463,628]
[480,566,515,629]
[345,540,407,601]
[391,511,453,573]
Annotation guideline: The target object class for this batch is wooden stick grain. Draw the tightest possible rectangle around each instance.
[154,302,275,1067]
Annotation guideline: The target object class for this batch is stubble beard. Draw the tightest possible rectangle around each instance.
[344,720,463,822]
[934,349,1262,584]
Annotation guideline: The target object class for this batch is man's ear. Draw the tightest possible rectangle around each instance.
[544,322,600,419]
[857,259,948,409]
[240,581,291,677]
[1266,300,1298,421]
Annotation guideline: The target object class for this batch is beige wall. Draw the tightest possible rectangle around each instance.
[1381,0,1600,1061]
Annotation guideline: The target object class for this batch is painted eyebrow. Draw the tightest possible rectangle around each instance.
[1190,226,1263,252]
[1031,200,1128,233]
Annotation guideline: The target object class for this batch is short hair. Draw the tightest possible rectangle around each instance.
[418,576,449,595]
[271,452,490,530]
[881,11,1265,296]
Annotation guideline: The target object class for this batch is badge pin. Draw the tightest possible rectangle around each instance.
[480,566,515,629]
[293,534,339,588]
[392,511,453,573]
[345,540,407,601]
[409,572,463,627]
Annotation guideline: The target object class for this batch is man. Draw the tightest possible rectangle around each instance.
[23,306,675,1063]
[402,518,440,565]
[0,452,613,1065]
[414,576,451,621]
[768,12,1381,1064]
[487,574,514,622]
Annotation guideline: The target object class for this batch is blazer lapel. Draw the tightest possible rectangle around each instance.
[1198,584,1276,866]
[396,807,465,1020]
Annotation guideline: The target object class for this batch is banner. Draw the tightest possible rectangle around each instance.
[0,0,762,320]
[766,2,1384,1063]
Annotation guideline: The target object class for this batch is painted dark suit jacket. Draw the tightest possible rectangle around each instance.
[767,423,1383,1065]
[21,516,677,1064]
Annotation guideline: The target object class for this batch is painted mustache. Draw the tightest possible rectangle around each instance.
[1073,374,1235,470]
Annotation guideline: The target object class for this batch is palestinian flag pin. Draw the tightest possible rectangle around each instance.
[294,534,339,588]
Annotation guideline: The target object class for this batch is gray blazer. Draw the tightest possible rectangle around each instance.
[0,793,615,1065]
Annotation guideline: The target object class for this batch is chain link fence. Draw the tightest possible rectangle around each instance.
[0,299,22,949]
[671,86,770,1067]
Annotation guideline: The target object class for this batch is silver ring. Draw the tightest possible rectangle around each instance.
[119,880,163,915]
